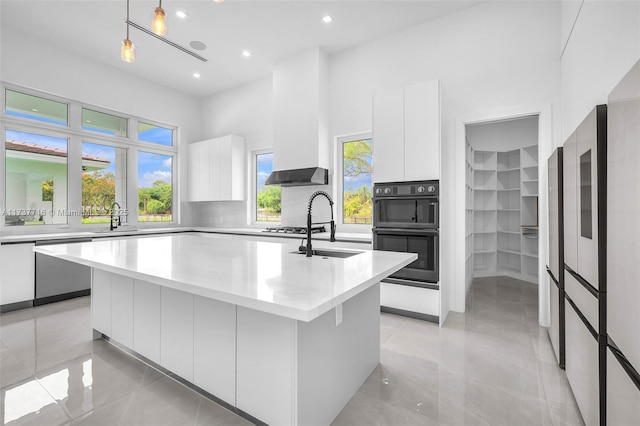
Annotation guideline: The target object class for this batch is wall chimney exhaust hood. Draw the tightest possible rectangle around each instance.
[269,47,330,186]
[265,167,328,187]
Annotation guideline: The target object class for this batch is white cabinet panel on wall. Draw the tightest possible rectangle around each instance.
[193,296,237,406]
[373,80,440,183]
[0,243,35,305]
[372,87,404,183]
[160,287,194,382]
[133,279,161,364]
[187,135,245,201]
[404,80,440,181]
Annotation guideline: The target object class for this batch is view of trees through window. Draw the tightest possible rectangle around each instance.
[343,138,373,224]
[138,152,173,222]
[256,152,281,222]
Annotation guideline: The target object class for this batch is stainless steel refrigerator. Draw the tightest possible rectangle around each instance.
[605,59,640,425]
[547,147,564,368]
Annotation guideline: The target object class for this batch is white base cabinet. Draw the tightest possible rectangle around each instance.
[0,243,35,307]
[91,269,379,426]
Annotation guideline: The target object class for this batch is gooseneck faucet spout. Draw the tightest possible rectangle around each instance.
[110,202,122,231]
[306,191,336,257]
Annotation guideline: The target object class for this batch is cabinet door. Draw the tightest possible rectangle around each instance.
[209,139,222,201]
[92,269,112,336]
[194,296,237,405]
[0,243,35,305]
[111,275,134,348]
[133,279,161,364]
[373,88,404,183]
[405,80,440,180]
[188,141,210,202]
[160,287,194,381]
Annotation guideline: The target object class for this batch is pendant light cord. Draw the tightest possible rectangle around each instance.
[126,0,130,39]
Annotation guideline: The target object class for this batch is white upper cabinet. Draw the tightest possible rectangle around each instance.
[188,135,245,201]
[373,80,440,183]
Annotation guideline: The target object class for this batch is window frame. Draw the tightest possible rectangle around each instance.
[333,132,373,233]
[1,82,178,231]
[250,148,281,227]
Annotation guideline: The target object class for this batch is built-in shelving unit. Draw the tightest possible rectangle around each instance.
[465,142,474,290]
[468,144,539,283]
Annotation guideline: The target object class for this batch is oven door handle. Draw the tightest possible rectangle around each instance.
[373,196,438,201]
[373,228,438,236]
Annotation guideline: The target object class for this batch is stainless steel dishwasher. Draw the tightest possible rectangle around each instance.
[35,238,92,305]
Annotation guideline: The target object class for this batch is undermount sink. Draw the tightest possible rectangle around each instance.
[94,229,139,234]
[291,249,363,259]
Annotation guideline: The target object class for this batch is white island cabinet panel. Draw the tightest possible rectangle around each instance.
[373,87,405,183]
[111,275,134,348]
[92,269,112,336]
[161,287,194,382]
[133,279,161,364]
[0,243,35,306]
[193,296,237,406]
[236,307,295,426]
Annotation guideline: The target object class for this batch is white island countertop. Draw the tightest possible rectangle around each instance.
[34,234,414,321]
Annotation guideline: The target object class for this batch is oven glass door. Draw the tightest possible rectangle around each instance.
[373,228,439,283]
[374,197,438,229]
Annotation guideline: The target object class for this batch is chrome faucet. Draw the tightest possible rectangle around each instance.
[304,191,336,257]
[110,202,122,231]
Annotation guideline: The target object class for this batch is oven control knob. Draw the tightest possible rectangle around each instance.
[384,188,391,194]
[375,188,383,195]
[427,185,435,193]
[417,186,425,193]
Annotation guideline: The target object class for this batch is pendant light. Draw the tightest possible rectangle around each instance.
[121,0,135,62]
[152,0,167,36]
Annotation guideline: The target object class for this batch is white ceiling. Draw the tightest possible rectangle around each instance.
[1,0,482,98]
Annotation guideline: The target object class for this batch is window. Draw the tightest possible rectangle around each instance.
[138,122,173,146]
[4,129,68,226]
[81,142,127,224]
[341,137,373,225]
[2,85,177,228]
[255,152,281,222]
[5,89,68,126]
[138,151,172,222]
[82,108,128,137]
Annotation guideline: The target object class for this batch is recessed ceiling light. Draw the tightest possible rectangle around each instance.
[85,120,92,123]
[31,108,38,112]
[212,0,224,3]
[242,50,251,58]
[193,72,201,78]
[322,15,333,23]
[176,10,188,18]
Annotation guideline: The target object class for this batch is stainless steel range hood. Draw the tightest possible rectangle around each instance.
[265,167,328,187]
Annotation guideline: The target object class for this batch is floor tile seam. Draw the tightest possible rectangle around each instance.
[455,369,551,404]
[532,357,558,426]
[30,375,76,424]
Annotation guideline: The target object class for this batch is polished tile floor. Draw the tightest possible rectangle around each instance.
[0,276,583,425]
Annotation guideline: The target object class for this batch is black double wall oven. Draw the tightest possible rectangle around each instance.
[372,180,439,285]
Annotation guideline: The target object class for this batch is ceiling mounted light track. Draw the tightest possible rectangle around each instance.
[125,20,208,62]
[121,0,135,62]
[152,0,167,35]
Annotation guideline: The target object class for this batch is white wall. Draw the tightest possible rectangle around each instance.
[0,26,202,226]
[466,116,539,152]
[561,0,640,141]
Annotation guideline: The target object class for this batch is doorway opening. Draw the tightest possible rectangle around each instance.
[464,115,540,292]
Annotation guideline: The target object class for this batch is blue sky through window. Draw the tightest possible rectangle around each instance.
[256,152,273,192]
[138,151,172,188]
[6,110,67,126]
[82,142,117,174]
[6,129,67,152]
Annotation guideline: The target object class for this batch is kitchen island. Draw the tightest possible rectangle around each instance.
[34,234,415,425]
